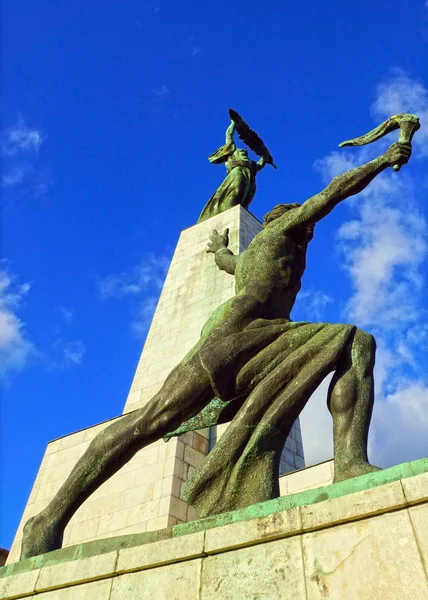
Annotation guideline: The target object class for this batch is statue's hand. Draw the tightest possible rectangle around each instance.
[384,142,412,168]
[207,228,230,253]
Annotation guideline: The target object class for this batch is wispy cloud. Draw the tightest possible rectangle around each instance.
[58,307,74,323]
[61,340,85,366]
[151,85,170,97]
[1,115,51,199]
[1,115,46,156]
[99,253,171,336]
[372,70,428,156]
[302,71,428,469]
[293,289,334,322]
[2,164,32,187]
[0,264,37,380]
[50,339,86,369]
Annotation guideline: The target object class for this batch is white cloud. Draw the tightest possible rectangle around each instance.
[316,74,428,332]
[1,116,46,156]
[0,266,36,379]
[303,72,428,469]
[1,164,32,187]
[99,254,171,336]
[293,289,334,322]
[58,307,74,323]
[151,85,170,97]
[369,379,428,467]
[51,339,86,369]
[1,115,50,197]
[131,296,159,337]
[62,341,85,366]
[300,377,334,465]
[372,70,428,156]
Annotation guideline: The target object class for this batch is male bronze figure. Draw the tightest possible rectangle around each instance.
[21,136,412,560]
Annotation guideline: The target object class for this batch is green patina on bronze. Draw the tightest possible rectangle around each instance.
[2,458,426,579]
[19,111,418,560]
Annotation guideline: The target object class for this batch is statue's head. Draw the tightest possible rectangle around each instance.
[263,204,301,225]
[263,204,315,242]
[234,148,249,160]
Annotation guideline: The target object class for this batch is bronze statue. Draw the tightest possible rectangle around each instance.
[197,109,277,223]
[20,112,417,559]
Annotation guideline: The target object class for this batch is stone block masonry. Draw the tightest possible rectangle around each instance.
[2,459,427,599]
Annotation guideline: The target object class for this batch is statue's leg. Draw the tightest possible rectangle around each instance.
[20,356,213,559]
[327,328,381,482]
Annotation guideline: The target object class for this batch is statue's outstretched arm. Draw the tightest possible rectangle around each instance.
[206,228,237,275]
[287,142,411,230]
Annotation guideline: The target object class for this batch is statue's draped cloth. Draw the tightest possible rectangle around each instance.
[179,317,355,517]
[198,142,258,223]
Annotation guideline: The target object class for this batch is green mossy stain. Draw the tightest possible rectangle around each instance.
[1,457,426,578]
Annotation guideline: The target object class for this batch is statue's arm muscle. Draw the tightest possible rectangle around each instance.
[295,155,389,225]
[270,155,390,236]
[295,155,389,226]
[214,248,237,275]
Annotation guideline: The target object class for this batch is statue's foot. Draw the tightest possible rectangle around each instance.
[20,512,64,560]
[333,462,382,483]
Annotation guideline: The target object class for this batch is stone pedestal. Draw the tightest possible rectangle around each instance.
[6,206,304,565]
[2,459,427,599]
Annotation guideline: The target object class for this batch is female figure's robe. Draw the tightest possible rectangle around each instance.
[198,134,265,223]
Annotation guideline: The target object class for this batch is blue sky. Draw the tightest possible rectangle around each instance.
[1,0,427,549]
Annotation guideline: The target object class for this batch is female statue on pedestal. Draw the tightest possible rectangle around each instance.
[197,110,277,222]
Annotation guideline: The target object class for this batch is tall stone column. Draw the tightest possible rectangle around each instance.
[6,205,304,564]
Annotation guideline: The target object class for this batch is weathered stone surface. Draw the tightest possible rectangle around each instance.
[116,532,205,573]
[201,536,306,599]
[302,510,428,599]
[301,480,406,531]
[3,459,426,581]
[35,579,112,599]
[280,460,334,495]
[408,503,428,572]
[204,506,301,554]
[2,467,428,599]
[0,567,40,599]
[110,560,202,600]
[35,551,117,592]
[402,471,428,504]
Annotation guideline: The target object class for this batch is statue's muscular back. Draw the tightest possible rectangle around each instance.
[235,223,310,320]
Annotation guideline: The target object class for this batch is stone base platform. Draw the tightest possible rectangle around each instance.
[1,458,427,600]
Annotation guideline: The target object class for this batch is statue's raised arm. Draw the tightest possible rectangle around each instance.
[269,114,419,235]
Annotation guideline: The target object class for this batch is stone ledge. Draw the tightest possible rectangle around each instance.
[1,458,426,599]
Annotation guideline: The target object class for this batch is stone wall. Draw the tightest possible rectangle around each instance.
[2,460,427,599]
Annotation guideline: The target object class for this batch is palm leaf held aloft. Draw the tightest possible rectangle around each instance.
[228,108,277,168]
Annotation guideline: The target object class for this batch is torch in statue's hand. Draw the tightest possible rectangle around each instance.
[339,113,420,172]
